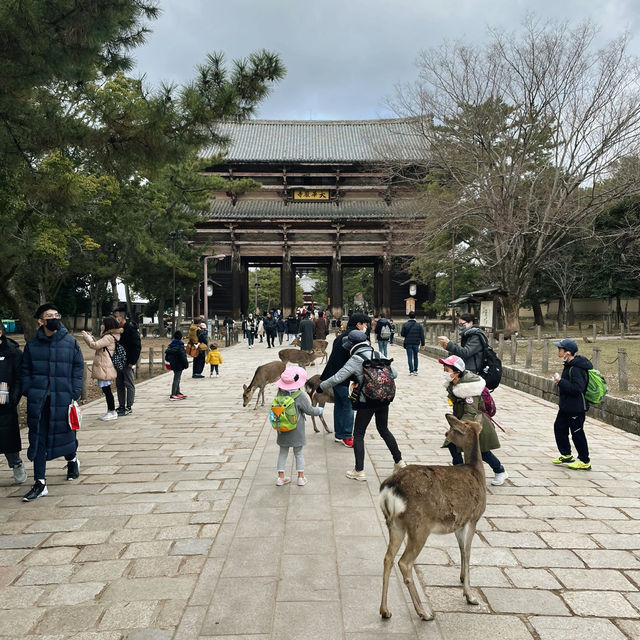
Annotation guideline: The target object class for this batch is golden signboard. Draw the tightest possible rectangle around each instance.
[292,189,330,201]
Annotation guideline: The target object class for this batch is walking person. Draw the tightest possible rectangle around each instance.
[551,338,593,470]
[276,316,286,345]
[439,355,508,485]
[438,313,486,374]
[21,304,84,501]
[400,311,425,375]
[389,318,396,344]
[286,314,298,342]
[264,312,277,348]
[245,314,256,349]
[273,366,324,486]
[257,316,265,343]
[319,312,369,447]
[298,312,315,350]
[0,322,27,484]
[316,330,405,481]
[314,312,328,340]
[113,307,141,417]
[206,344,223,376]
[81,316,123,421]
[374,313,391,357]
[165,331,188,400]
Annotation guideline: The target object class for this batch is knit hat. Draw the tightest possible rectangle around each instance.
[341,329,369,351]
[276,366,307,391]
[438,354,465,372]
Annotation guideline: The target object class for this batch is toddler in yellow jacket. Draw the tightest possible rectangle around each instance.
[205,344,223,377]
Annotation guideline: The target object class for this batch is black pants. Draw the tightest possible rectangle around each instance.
[209,364,219,375]
[266,331,275,348]
[102,385,115,411]
[192,351,205,375]
[554,410,590,463]
[352,405,401,472]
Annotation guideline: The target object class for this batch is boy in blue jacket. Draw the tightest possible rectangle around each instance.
[165,331,189,400]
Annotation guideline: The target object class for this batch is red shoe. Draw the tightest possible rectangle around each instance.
[342,437,354,448]
[176,393,187,399]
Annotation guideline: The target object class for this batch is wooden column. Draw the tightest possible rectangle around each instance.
[231,245,244,320]
[281,245,295,317]
[329,254,343,320]
[381,253,391,318]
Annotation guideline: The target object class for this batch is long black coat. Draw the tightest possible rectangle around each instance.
[299,317,315,350]
[21,324,84,461]
[0,337,23,454]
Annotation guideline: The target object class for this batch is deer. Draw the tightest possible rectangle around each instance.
[278,348,316,367]
[290,337,328,364]
[304,374,333,433]
[242,360,286,409]
[379,414,486,621]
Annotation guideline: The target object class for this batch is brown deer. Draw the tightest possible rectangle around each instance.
[278,348,315,367]
[290,337,329,364]
[242,360,286,409]
[304,374,333,433]
[379,415,486,621]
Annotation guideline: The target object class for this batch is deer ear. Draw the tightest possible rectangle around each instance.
[445,414,464,430]
[243,384,247,391]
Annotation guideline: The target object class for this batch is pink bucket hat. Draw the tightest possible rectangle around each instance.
[438,354,465,372]
[277,365,307,391]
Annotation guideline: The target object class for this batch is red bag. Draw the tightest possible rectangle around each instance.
[480,387,496,417]
[68,401,82,430]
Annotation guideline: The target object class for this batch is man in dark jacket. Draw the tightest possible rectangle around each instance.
[400,312,425,375]
[165,331,189,400]
[264,312,277,348]
[374,314,391,357]
[319,312,369,447]
[0,322,26,484]
[438,312,487,375]
[298,312,315,351]
[21,303,84,501]
[113,307,141,416]
[551,338,593,470]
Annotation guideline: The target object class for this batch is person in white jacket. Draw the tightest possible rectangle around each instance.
[315,330,405,481]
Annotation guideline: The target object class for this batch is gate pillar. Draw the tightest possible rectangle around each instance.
[376,255,392,318]
[231,248,245,319]
[329,254,343,320]
[281,247,295,317]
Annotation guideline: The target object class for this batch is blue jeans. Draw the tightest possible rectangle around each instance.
[377,340,388,357]
[447,442,504,473]
[333,384,354,439]
[247,331,255,346]
[405,344,419,372]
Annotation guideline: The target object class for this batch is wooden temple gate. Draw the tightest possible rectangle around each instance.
[195,120,431,319]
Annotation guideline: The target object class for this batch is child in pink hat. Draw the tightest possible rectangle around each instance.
[273,366,324,486]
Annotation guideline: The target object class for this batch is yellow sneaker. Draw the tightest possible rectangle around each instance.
[552,455,575,465]
[567,460,591,470]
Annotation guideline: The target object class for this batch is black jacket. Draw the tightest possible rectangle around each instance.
[445,326,486,374]
[165,340,189,372]
[320,317,361,387]
[558,355,592,413]
[0,336,23,454]
[264,316,277,334]
[374,318,391,341]
[400,319,425,346]
[120,319,141,365]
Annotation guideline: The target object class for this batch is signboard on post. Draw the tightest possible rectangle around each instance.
[479,300,494,329]
[405,297,416,315]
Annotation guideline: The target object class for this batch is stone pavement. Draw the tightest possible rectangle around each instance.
[0,337,639,640]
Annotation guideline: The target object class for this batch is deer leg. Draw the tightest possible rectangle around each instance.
[380,524,405,619]
[398,528,433,621]
[319,400,331,433]
[253,387,262,410]
[457,521,478,605]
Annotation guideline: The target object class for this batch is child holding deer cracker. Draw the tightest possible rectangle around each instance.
[270,366,323,486]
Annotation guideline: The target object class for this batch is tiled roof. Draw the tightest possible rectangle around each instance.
[201,199,424,221]
[201,119,428,163]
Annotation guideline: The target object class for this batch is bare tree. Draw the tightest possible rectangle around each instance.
[391,18,640,330]
[542,249,586,327]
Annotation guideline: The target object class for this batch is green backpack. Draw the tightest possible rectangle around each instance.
[585,369,607,404]
[270,390,302,432]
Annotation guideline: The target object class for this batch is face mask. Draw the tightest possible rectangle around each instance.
[442,371,454,381]
[458,324,468,335]
[45,318,59,332]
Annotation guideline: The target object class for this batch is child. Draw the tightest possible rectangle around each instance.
[81,316,123,420]
[273,366,323,486]
[165,331,189,400]
[206,344,223,376]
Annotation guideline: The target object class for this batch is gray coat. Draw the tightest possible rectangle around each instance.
[445,326,486,374]
[276,388,323,448]
[318,342,398,405]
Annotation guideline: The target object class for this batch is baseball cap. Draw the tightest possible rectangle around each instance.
[552,338,578,354]
[438,354,466,372]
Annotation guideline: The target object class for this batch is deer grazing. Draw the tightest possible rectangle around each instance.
[278,348,316,367]
[304,374,333,433]
[379,415,486,621]
[242,360,286,409]
[290,337,328,364]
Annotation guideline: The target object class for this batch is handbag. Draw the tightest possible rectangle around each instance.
[68,400,82,430]
[186,343,199,358]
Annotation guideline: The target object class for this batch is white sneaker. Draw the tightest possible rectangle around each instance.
[346,469,367,481]
[297,476,308,486]
[276,476,291,486]
[393,460,407,473]
[100,411,118,421]
[491,470,508,486]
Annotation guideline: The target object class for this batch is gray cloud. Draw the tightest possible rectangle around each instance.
[133,0,640,120]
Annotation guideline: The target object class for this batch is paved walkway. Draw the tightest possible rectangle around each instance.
[0,337,639,639]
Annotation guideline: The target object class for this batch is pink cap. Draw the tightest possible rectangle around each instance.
[277,366,307,391]
[438,354,465,372]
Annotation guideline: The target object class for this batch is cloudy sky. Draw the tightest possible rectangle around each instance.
[133,0,640,121]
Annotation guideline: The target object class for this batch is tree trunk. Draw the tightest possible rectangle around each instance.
[111,277,119,309]
[500,294,521,332]
[532,299,545,327]
[157,295,166,332]
[0,279,37,340]
[567,299,576,326]
[124,282,133,318]
[556,298,565,324]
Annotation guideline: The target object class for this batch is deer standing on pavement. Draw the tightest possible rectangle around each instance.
[278,348,316,367]
[290,337,328,364]
[304,374,333,433]
[378,414,486,621]
[242,360,286,409]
